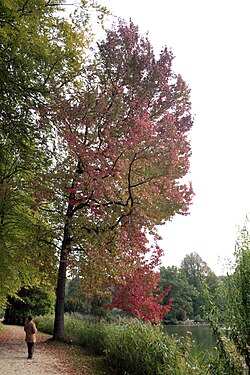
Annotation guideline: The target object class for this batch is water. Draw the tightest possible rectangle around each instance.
[163,324,215,355]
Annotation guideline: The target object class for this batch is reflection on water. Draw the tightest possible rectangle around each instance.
[163,325,215,354]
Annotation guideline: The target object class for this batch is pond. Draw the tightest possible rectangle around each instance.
[163,324,216,355]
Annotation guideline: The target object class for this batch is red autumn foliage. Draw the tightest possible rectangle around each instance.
[109,237,172,323]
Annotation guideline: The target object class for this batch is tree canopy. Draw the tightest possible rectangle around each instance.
[180,252,218,318]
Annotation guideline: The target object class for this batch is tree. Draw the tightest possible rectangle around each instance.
[180,252,216,287]
[109,240,172,323]
[0,0,88,140]
[180,252,218,318]
[38,19,193,339]
[159,266,195,321]
[3,286,55,325]
[0,0,99,305]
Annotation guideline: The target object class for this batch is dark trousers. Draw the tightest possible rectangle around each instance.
[27,342,35,358]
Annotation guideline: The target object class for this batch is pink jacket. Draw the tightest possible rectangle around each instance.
[24,320,37,343]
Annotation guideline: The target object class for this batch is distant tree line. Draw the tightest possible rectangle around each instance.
[159,252,220,322]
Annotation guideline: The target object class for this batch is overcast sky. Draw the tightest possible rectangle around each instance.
[95,0,250,275]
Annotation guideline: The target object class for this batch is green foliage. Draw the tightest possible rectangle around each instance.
[203,283,248,374]
[65,278,111,319]
[225,226,250,368]
[0,308,4,318]
[0,190,58,307]
[159,266,195,321]
[64,296,92,315]
[4,286,55,325]
[0,0,95,307]
[180,252,219,318]
[35,314,210,374]
[65,278,92,315]
[34,313,54,335]
[35,313,108,354]
[0,0,89,140]
[203,225,250,374]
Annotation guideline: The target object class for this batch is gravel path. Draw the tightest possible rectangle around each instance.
[0,325,82,375]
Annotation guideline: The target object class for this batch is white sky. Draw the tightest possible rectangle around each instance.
[96,0,250,275]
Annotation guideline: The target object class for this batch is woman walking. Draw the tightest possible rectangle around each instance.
[24,315,37,359]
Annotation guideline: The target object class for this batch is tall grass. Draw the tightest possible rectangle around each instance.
[35,313,108,354]
[34,314,209,374]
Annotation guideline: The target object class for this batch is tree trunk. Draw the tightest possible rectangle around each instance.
[53,250,67,340]
[53,174,80,340]
[53,220,71,340]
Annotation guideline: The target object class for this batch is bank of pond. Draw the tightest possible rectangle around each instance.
[33,314,248,375]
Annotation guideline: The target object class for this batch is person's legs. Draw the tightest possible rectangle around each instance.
[27,342,31,358]
[30,342,35,357]
[27,342,35,359]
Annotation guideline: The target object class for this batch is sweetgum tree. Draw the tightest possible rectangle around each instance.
[39,19,194,339]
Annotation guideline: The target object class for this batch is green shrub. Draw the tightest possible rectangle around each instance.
[77,321,108,355]
[34,314,54,334]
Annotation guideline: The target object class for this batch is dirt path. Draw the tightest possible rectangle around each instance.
[0,325,83,375]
